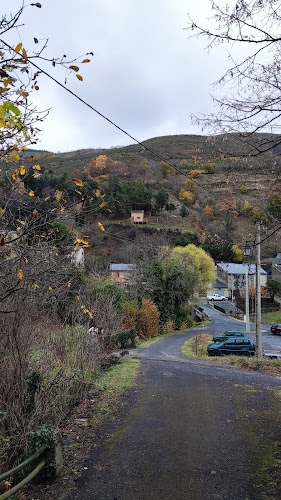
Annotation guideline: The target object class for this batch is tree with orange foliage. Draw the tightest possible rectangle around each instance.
[204,205,214,218]
[179,189,194,204]
[122,299,160,339]
[95,155,107,171]
[137,298,160,339]
[190,170,201,178]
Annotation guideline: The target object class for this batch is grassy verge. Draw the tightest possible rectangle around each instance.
[261,310,281,325]
[26,357,140,500]
[181,333,281,375]
[92,358,140,426]
[138,321,210,348]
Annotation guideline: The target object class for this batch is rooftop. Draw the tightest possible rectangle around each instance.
[217,263,267,275]
[110,263,134,272]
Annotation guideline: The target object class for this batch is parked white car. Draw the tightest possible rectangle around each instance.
[207,293,226,301]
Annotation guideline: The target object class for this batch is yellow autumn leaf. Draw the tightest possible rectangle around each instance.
[73,178,83,187]
[45,196,50,201]
[49,286,52,291]
[22,91,29,97]
[75,190,82,195]
[32,164,41,170]
[20,166,25,175]
[69,65,79,72]
[95,188,100,196]
[33,171,41,179]
[97,222,105,231]
[33,284,39,288]
[55,190,63,201]
[67,282,71,287]
[76,296,80,300]
[22,48,28,61]
[82,59,91,63]
[12,169,19,179]
[80,239,90,247]
[76,74,83,81]
[28,191,35,197]
[15,43,22,53]
[18,269,23,280]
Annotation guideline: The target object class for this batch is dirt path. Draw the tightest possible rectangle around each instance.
[66,330,281,500]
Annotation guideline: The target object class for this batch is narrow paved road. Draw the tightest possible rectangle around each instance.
[67,310,281,500]
[203,301,281,354]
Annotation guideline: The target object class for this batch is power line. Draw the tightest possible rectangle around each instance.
[1,39,280,238]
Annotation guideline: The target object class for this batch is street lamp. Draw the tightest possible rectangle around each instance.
[242,242,254,334]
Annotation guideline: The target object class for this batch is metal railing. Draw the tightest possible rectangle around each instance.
[0,445,47,500]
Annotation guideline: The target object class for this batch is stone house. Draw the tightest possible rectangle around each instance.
[110,263,134,286]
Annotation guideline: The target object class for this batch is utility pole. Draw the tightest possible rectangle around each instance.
[245,264,250,333]
[255,222,262,358]
[242,242,252,334]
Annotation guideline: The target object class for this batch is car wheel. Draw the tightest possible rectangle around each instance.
[243,351,250,357]
[213,349,221,356]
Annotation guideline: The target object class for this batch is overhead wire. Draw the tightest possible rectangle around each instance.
[1,39,280,247]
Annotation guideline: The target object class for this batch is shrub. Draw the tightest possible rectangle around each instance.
[122,301,139,330]
[113,328,136,349]
[181,315,195,329]
[179,189,194,204]
[162,320,175,333]
[137,299,160,339]
[202,163,215,174]
[204,205,214,218]
[185,178,196,191]
[240,185,248,193]
[190,170,201,177]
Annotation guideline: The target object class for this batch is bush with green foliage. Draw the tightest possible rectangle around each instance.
[113,328,136,349]
[202,162,215,174]
[266,194,281,219]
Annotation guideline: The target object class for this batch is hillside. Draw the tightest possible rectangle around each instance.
[18,133,277,175]
[2,134,280,261]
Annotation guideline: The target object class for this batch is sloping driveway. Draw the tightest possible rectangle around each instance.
[67,314,281,500]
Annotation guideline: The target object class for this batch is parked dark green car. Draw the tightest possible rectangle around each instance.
[212,330,246,343]
[207,337,255,357]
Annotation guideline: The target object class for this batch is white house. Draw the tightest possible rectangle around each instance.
[70,246,84,268]
[216,263,267,299]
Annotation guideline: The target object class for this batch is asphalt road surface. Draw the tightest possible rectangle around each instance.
[203,301,281,355]
[67,308,281,500]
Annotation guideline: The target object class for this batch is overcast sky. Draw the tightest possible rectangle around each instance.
[5,1,236,152]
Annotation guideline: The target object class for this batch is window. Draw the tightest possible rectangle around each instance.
[225,339,236,345]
